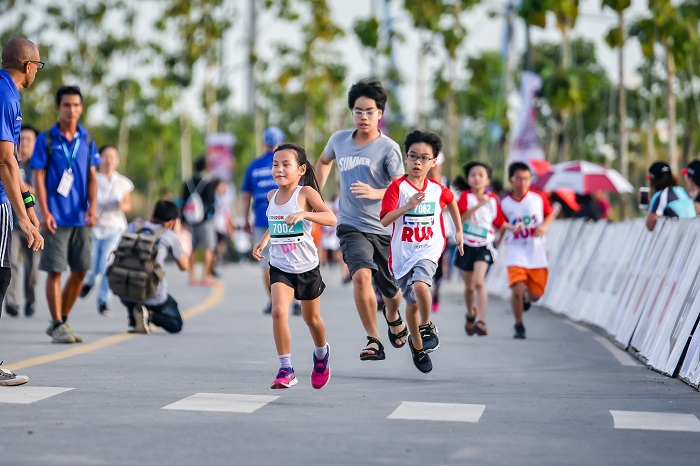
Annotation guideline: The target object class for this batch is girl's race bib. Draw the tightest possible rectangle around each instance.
[463,222,489,239]
[269,217,303,244]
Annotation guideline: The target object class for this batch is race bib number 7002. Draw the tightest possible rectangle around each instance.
[269,219,303,244]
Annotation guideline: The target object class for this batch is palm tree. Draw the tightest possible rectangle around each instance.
[630,0,698,173]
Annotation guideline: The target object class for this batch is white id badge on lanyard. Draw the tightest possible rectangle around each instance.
[57,170,74,197]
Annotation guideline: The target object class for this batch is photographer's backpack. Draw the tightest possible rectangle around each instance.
[107,224,166,302]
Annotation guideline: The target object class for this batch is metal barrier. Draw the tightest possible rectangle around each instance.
[485,217,700,389]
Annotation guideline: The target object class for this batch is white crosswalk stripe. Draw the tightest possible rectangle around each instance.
[388,401,486,423]
[0,386,74,404]
[610,410,700,432]
[162,393,279,413]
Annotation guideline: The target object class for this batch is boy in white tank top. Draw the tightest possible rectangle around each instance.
[380,130,464,373]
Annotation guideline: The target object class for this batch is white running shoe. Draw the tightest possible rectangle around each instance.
[0,365,29,386]
[134,305,151,334]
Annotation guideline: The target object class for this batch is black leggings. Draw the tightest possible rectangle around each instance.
[0,267,12,321]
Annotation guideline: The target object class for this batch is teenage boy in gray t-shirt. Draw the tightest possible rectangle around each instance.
[316,79,407,361]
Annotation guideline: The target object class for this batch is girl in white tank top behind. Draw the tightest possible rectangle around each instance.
[253,143,337,390]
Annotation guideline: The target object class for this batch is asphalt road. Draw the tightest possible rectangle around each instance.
[0,261,698,466]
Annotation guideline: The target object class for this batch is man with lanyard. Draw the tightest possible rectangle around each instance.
[0,38,44,386]
[31,85,100,344]
[242,126,290,314]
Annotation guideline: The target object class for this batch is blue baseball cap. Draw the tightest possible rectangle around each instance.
[263,126,285,146]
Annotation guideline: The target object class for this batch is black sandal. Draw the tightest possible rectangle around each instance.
[382,306,408,349]
[359,336,386,361]
[465,314,476,336]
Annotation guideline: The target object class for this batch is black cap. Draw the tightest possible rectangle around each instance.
[683,159,700,185]
[648,161,671,180]
[152,200,180,222]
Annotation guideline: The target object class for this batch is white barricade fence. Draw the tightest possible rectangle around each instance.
[485,217,700,389]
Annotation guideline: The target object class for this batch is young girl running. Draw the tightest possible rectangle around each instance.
[253,143,337,389]
[453,162,508,336]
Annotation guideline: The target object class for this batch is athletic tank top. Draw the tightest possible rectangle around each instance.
[267,185,319,273]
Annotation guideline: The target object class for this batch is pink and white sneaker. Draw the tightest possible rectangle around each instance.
[311,345,330,389]
[271,367,297,389]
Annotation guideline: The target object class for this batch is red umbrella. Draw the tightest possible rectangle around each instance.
[527,158,552,176]
[532,160,634,194]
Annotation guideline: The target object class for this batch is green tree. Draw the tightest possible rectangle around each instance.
[629,0,699,173]
[155,0,232,179]
[602,0,631,182]
[264,0,346,159]
[528,39,611,162]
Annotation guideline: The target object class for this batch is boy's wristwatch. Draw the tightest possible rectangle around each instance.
[22,191,36,209]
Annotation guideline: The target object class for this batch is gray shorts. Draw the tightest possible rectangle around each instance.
[254,227,270,268]
[39,226,92,273]
[337,224,398,299]
[191,220,216,251]
[396,259,437,305]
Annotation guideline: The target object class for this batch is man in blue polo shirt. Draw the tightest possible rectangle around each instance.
[31,85,100,344]
[242,126,285,314]
[0,38,45,387]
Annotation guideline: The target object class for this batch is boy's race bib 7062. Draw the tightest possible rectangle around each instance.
[268,215,303,244]
[404,202,436,225]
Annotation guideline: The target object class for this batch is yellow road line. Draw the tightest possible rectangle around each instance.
[4,281,225,372]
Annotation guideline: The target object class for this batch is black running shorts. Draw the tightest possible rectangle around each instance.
[270,265,326,301]
[454,245,495,272]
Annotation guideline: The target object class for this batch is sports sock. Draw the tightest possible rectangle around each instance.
[278,354,292,369]
[314,343,328,359]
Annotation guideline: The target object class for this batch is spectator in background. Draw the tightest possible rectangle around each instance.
[549,190,579,219]
[489,179,507,201]
[31,85,100,344]
[6,124,41,318]
[574,194,602,221]
[682,159,700,216]
[593,191,611,220]
[645,161,696,231]
[212,178,235,272]
[181,156,217,286]
[242,126,285,314]
[80,145,133,316]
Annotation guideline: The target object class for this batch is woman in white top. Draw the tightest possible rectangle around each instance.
[80,145,134,315]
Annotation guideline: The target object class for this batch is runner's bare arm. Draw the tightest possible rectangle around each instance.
[315,154,334,192]
[252,229,271,260]
[291,186,336,227]
[351,174,403,201]
[460,194,490,222]
[535,211,557,237]
[446,199,464,256]
[380,192,423,227]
